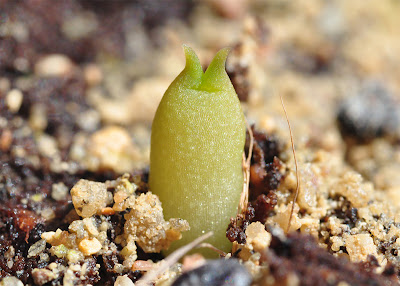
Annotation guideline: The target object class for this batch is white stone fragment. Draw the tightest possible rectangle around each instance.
[6,89,23,113]
[114,275,135,286]
[35,54,74,77]
[0,276,24,286]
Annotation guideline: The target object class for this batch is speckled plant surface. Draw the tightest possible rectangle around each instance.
[150,46,245,256]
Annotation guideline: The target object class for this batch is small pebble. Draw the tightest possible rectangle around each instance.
[70,179,108,218]
[0,276,24,286]
[114,275,135,286]
[34,54,74,77]
[5,89,23,113]
[84,64,103,86]
[0,129,13,152]
[0,77,11,93]
[79,237,102,255]
[31,268,57,285]
[51,182,69,201]
[28,239,46,258]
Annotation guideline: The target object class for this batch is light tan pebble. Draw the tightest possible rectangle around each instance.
[41,231,56,242]
[86,126,141,173]
[386,186,400,208]
[330,236,344,252]
[63,268,79,285]
[332,172,371,208]
[297,163,318,211]
[62,12,98,40]
[100,221,110,232]
[270,203,301,232]
[0,276,24,286]
[67,249,84,264]
[0,77,10,93]
[368,201,386,217]
[14,57,29,72]
[96,78,169,125]
[345,234,377,262]
[69,219,88,238]
[113,195,136,212]
[70,264,82,272]
[385,225,400,241]
[29,104,47,131]
[37,134,58,157]
[206,0,248,19]
[357,207,374,223]
[113,263,125,274]
[77,109,100,132]
[70,179,108,218]
[79,238,102,256]
[0,129,12,152]
[102,207,116,215]
[34,54,74,77]
[84,64,103,86]
[48,262,58,270]
[41,207,55,220]
[127,78,170,123]
[6,89,23,113]
[32,268,57,285]
[51,182,69,201]
[114,189,129,204]
[120,238,138,264]
[132,260,154,271]
[299,218,320,237]
[326,217,345,236]
[4,246,15,259]
[318,130,342,151]
[259,115,277,133]
[124,192,189,253]
[83,217,99,236]
[114,275,135,286]
[245,222,271,253]
[92,97,132,126]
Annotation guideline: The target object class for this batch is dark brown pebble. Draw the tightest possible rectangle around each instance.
[337,81,400,143]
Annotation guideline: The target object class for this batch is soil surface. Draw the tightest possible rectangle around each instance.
[1,1,400,285]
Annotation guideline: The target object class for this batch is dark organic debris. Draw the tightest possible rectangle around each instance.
[247,128,284,201]
[257,229,399,286]
[226,52,250,102]
[337,81,400,143]
[172,259,252,286]
[227,128,282,244]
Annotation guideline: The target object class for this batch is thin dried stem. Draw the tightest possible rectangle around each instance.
[279,95,300,234]
[136,232,213,286]
[197,243,226,256]
[238,118,254,216]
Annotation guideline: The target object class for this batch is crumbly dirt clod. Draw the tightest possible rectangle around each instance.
[71,179,109,218]
[123,192,190,254]
[40,174,189,282]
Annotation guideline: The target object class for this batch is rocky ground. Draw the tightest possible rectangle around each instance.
[1,1,400,285]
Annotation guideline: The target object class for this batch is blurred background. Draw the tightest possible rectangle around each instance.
[1,0,400,198]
